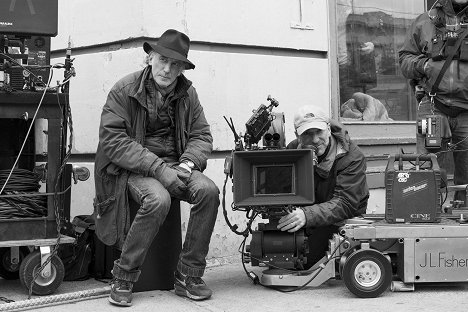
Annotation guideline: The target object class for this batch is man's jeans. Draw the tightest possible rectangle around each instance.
[112,170,219,283]
[417,98,468,201]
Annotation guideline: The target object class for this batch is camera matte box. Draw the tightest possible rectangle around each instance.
[232,149,315,207]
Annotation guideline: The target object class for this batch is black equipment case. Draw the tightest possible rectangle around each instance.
[385,154,441,223]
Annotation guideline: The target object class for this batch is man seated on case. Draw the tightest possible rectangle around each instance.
[94,29,219,306]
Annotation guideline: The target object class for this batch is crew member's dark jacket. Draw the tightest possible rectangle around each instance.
[287,120,369,228]
[399,0,468,111]
[94,66,213,248]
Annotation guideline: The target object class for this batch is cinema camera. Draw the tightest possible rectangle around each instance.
[223,95,316,279]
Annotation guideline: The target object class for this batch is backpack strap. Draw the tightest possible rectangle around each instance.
[430,26,468,99]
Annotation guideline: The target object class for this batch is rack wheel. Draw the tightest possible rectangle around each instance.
[342,249,392,298]
[0,247,30,280]
[19,250,65,295]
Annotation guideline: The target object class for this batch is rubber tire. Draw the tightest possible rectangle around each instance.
[342,249,392,298]
[0,247,30,280]
[19,250,65,296]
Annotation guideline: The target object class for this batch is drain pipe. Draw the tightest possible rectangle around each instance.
[0,286,110,312]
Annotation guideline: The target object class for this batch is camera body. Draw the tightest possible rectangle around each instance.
[417,114,441,149]
[249,218,309,270]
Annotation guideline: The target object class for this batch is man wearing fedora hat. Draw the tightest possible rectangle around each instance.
[94,29,219,306]
[277,104,369,266]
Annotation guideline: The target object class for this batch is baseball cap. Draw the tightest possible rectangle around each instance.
[294,105,329,135]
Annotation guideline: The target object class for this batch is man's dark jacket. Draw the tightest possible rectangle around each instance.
[94,66,213,248]
[399,0,468,111]
[287,120,369,228]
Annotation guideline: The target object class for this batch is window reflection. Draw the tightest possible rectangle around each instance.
[337,0,425,121]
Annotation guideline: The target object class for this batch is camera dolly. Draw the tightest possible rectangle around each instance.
[244,212,468,298]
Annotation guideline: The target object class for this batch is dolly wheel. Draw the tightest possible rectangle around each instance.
[0,247,30,280]
[342,249,392,298]
[19,251,65,296]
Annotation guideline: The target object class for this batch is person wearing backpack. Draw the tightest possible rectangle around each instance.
[399,0,468,201]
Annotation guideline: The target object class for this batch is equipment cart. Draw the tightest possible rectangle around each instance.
[0,91,81,295]
[1,6,84,296]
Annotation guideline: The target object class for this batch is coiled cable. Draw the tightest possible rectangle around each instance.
[0,169,46,219]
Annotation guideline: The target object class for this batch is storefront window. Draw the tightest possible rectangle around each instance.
[336,0,425,121]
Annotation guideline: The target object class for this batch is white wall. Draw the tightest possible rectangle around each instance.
[49,0,332,260]
[54,0,328,51]
[47,48,330,154]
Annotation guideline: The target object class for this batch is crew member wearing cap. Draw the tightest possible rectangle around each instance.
[94,29,219,306]
[277,105,369,265]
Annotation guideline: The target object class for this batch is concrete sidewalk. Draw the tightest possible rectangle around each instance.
[1,261,468,312]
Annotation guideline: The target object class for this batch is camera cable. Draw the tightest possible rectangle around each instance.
[222,173,258,236]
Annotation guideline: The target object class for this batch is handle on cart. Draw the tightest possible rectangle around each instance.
[386,153,439,171]
[393,154,436,162]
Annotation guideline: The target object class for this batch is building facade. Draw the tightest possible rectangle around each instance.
[47,0,429,262]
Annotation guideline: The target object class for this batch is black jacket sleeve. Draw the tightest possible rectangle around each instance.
[302,145,369,227]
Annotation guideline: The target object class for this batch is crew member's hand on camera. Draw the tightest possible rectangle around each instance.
[277,209,306,233]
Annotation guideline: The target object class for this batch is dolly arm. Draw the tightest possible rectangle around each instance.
[259,235,341,287]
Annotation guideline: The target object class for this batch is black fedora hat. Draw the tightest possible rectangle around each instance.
[143,29,195,70]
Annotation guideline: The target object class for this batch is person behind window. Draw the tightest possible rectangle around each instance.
[94,29,219,306]
[337,0,379,104]
[399,0,468,200]
[341,92,393,121]
[278,105,369,265]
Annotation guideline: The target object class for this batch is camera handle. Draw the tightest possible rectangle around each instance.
[223,116,244,151]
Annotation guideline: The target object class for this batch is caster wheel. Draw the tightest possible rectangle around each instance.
[19,250,65,295]
[0,247,30,280]
[342,249,392,298]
